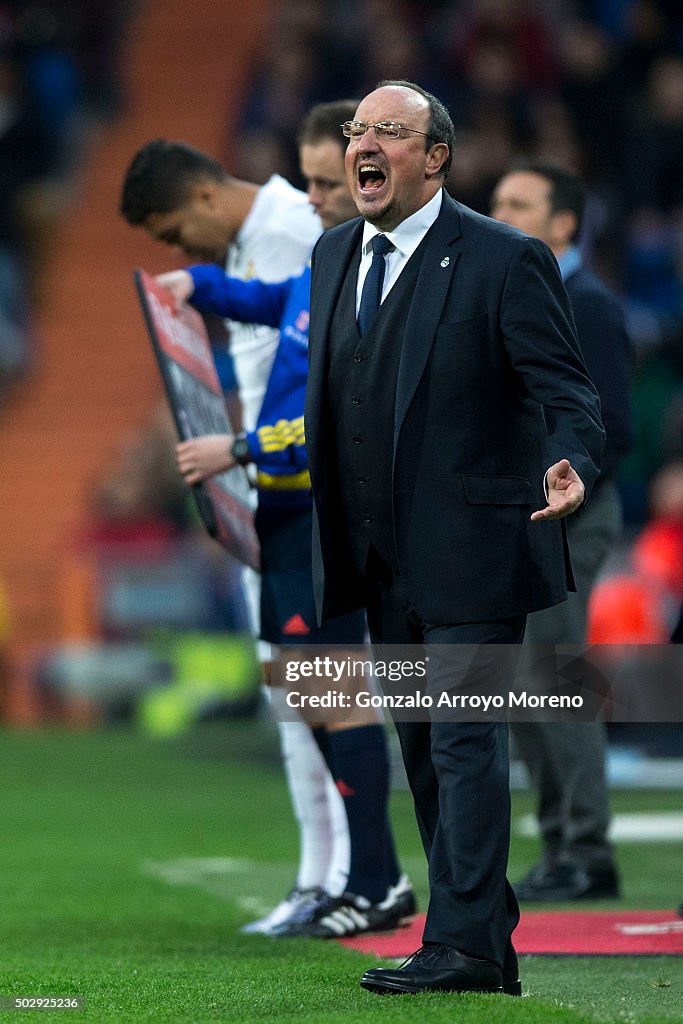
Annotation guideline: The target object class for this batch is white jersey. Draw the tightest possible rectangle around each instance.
[225,174,321,431]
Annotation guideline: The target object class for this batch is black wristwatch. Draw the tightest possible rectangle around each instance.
[230,433,252,466]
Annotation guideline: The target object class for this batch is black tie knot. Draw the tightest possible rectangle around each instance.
[372,234,394,257]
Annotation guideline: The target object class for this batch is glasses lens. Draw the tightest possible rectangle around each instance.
[342,121,406,140]
[375,122,401,139]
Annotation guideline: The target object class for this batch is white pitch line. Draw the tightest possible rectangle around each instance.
[516,812,683,841]
[142,856,295,916]
[142,857,254,883]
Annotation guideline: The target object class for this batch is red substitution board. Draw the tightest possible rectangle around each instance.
[135,269,259,570]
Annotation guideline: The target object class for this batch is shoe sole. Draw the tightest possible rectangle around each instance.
[516,890,620,902]
[360,977,504,995]
[303,919,410,940]
[289,907,417,940]
[360,974,522,996]
[503,980,522,996]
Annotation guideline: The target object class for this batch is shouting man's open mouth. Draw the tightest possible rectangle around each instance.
[358,163,387,194]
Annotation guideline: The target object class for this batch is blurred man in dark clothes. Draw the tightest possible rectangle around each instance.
[492,162,633,901]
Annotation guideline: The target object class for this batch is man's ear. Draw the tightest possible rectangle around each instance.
[190,178,219,209]
[426,143,449,179]
[551,209,577,248]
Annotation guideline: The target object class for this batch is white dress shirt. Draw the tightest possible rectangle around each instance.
[226,174,320,430]
[355,189,443,315]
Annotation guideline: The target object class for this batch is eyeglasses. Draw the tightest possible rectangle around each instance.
[341,120,437,142]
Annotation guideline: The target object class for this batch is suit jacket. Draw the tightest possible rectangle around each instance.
[305,193,605,626]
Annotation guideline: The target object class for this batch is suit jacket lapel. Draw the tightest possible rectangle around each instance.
[307,219,363,478]
[393,197,463,448]
[308,219,363,401]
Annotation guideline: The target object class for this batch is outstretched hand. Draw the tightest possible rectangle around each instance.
[531,459,585,521]
[155,270,195,309]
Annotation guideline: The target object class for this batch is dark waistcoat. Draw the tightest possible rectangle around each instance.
[326,240,427,573]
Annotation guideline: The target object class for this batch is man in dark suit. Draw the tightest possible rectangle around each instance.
[492,163,633,902]
[305,80,605,997]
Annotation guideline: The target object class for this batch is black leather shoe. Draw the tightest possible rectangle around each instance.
[514,862,620,902]
[503,972,522,996]
[503,944,522,996]
[360,943,503,995]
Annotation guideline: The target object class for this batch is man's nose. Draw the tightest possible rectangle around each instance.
[357,126,380,148]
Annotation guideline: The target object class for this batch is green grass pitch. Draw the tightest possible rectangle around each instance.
[0,722,680,1023]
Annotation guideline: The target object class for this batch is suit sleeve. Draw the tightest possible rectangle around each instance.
[500,237,606,496]
[188,264,293,327]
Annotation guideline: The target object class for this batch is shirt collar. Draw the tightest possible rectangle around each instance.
[557,245,582,281]
[361,189,443,258]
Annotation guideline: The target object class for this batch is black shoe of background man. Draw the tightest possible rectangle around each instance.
[360,943,504,995]
[678,902,683,918]
[514,861,620,902]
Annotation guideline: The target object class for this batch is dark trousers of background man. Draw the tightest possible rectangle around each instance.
[512,482,622,876]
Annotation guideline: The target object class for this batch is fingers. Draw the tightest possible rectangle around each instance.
[536,459,585,519]
[175,441,199,480]
[531,490,584,521]
[531,505,563,521]
[174,435,233,482]
[154,270,193,309]
[177,457,206,485]
[546,458,572,489]
[553,458,571,477]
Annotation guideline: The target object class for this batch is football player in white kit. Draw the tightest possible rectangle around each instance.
[121,140,351,931]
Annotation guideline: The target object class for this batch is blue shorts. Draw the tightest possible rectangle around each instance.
[255,503,366,646]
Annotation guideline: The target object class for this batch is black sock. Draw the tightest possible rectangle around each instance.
[311,725,334,773]
[326,724,401,903]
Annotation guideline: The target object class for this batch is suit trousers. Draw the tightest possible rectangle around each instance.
[364,549,525,968]
[512,482,621,869]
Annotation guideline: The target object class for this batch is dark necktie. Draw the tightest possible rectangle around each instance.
[357,234,394,335]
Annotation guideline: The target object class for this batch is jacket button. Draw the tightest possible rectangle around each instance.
[353,353,363,363]
[357,475,367,484]
[352,435,362,445]
[352,394,362,405]
[363,514,374,524]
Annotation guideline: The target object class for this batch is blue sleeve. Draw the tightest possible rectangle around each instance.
[188,264,294,328]
[245,416,309,473]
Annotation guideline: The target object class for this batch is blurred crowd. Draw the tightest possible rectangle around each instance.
[0,0,135,406]
[0,2,680,701]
